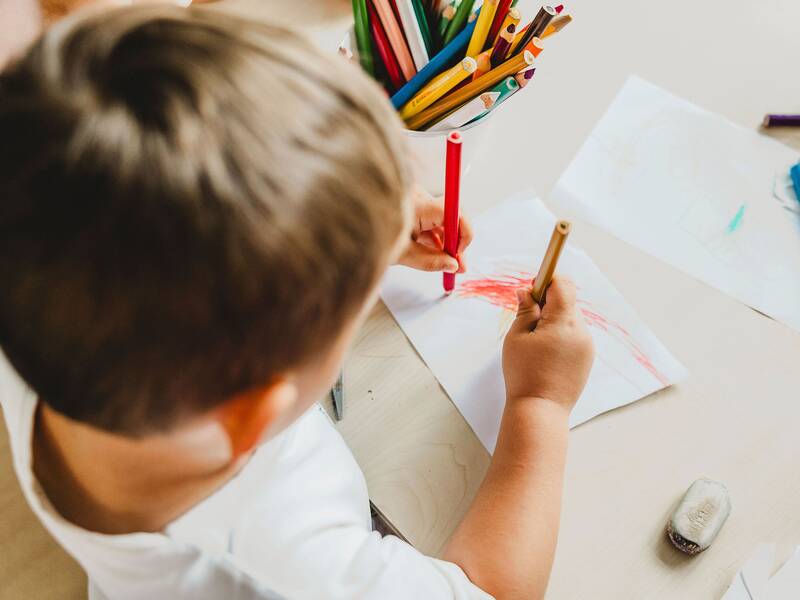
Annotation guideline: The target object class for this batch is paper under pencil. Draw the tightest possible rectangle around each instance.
[400,57,477,119]
[390,11,478,109]
[368,0,405,91]
[373,0,417,81]
[352,0,375,76]
[443,0,475,45]
[397,0,430,70]
[406,49,534,130]
[541,14,572,38]
[512,5,556,56]
[443,131,463,294]
[486,0,513,48]
[762,114,800,128]
[427,92,499,131]
[490,24,515,67]
[530,220,571,305]
[466,0,498,56]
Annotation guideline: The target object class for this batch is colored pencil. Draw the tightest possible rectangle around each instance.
[762,114,800,128]
[439,0,458,36]
[331,371,344,420]
[522,36,545,58]
[427,91,499,131]
[514,66,536,88]
[368,0,405,91]
[791,163,800,203]
[499,7,521,39]
[466,0,498,56]
[406,49,535,130]
[400,57,477,119]
[471,49,492,80]
[352,0,375,76]
[508,22,528,53]
[541,14,572,38]
[555,3,564,13]
[463,76,517,124]
[490,23,515,67]
[397,0,430,70]
[373,0,418,81]
[530,220,571,305]
[411,0,436,55]
[443,0,475,45]
[443,131,462,294]
[512,5,556,55]
[486,0,514,49]
[390,11,479,109]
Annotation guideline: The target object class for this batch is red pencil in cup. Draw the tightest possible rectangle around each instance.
[443,131,463,294]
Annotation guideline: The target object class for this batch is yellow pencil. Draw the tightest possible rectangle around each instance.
[400,58,478,120]
[406,50,535,130]
[466,0,499,57]
[541,14,573,39]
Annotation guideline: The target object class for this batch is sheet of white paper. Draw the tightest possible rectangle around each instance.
[721,543,776,600]
[552,76,800,332]
[381,194,688,453]
[766,547,800,600]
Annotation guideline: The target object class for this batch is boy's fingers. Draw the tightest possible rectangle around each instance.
[540,276,577,319]
[509,288,542,334]
[414,198,446,232]
[399,243,459,273]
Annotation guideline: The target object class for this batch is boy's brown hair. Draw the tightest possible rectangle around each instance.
[0,5,411,433]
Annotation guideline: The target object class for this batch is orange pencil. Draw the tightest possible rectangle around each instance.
[372,0,417,81]
[406,49,535,130]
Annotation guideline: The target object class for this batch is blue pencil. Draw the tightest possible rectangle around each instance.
[390,8,480,110]
[791,163,800,204]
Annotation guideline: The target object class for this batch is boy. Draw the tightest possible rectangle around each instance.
[0,5,593,600]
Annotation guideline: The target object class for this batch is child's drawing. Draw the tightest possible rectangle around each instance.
[381,195,687,453]
[554,76,800,332]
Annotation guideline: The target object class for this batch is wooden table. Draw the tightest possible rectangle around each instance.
[331,1,800,598]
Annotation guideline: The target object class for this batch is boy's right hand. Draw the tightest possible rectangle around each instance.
[502,276,594,413]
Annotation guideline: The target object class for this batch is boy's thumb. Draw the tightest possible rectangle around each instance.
[510,288,541,333]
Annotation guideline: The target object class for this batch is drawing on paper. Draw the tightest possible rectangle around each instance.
[380,195,688,453]
[458,273,671,386]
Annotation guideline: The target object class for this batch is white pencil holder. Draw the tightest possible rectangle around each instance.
[340,30,495,196]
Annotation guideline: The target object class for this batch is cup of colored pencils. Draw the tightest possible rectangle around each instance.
[343,1,573,191]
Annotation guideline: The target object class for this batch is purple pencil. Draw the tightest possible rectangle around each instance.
[762,114,800,128]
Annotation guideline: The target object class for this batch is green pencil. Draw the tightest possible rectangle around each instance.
[443,0,475,46]
[352,0,375,76]
[411,0,435,56]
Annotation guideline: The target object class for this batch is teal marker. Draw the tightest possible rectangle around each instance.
[726,204,746,234]
[790,162,800,204]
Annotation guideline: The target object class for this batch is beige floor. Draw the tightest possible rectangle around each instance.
[0,408,86,600]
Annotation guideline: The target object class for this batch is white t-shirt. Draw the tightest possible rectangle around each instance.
[0,352,492,599]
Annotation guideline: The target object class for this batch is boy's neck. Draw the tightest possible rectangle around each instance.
[32,403,240,535]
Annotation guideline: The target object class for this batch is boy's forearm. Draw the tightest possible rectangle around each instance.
[441,399,569,600]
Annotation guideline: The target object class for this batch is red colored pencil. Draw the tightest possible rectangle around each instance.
[368,0,405,91]
[555,4,565,14]
[486,0,514,49]
[443,131,462,294]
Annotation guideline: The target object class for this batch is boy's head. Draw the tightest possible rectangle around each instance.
[0,5,411,447]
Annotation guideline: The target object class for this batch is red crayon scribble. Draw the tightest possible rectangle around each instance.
[457,273,670,386]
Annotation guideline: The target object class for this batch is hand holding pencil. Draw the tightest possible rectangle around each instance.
[395,186,473,273]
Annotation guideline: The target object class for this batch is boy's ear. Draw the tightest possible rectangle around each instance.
[215,379,297,459]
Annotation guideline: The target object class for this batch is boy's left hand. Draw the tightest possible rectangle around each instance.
[396,187,473,273]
